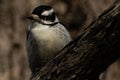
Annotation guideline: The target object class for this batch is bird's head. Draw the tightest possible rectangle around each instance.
[27,5,59,25]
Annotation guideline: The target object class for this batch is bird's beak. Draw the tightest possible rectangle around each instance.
[27,14,40,21]
[27,16,34,20]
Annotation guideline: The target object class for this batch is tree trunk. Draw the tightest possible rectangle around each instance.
[31,1,120,80]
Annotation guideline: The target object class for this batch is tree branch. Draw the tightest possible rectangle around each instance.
[31,1,120,80]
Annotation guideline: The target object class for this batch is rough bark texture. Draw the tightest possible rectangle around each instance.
[31,1,120,80]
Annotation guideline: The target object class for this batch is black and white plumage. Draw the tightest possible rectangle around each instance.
[26,5,71,73]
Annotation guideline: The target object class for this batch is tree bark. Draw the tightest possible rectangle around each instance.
[30,1,120,80]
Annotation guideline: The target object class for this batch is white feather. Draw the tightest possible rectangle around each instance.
[41,9,54,16]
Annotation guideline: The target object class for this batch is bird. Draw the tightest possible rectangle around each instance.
[26,5,71,73]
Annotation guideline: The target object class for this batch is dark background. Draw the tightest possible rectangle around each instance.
[0,0,120,80]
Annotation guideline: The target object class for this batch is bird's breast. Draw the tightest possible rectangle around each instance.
[30,26,67,60]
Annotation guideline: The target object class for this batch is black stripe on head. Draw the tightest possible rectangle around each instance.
[32,5,52,17]
[32,5,56,22]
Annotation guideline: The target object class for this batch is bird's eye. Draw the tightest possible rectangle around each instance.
[41,16,48,20]
[41,12,55,21]
[41,15,50,20]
